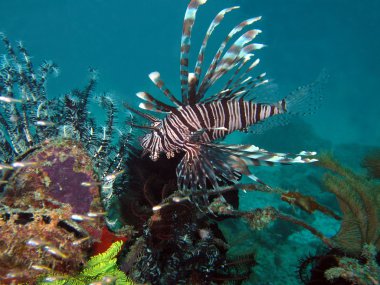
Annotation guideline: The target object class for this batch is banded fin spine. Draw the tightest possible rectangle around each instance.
[176,143,317,191]
[180,0,207,105]
[192,6,239,104]
[148,72,182,107]
[197,16,262,100]
[210,29,263,84]
[136,91,176,113]
[123,103,160,123]
[223,54,254,91]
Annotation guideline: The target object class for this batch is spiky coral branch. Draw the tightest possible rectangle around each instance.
[318,153,380,255]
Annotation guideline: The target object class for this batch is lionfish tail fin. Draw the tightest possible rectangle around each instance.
[283,69,328,116]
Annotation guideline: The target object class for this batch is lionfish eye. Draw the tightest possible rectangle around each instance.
[152,121,161,128]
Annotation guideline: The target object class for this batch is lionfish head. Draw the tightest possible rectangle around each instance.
[141,131,163,162]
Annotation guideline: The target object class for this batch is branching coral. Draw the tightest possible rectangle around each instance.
[362,148,380,179]
[318,153,380,255]
[324,244,380,285]
[297,154,380,284]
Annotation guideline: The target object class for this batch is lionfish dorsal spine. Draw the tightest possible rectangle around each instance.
[209,29,263,85]
[136,91,176,113]
[148,71,182,107]
[180,0,208,105]
[197,16,262,100]
[192,6,239,104]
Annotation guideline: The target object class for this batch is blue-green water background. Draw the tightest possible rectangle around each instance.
[1,0,379,284]
[1,0,379,145]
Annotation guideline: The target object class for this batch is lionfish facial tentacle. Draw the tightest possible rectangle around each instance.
[123,103,160,123]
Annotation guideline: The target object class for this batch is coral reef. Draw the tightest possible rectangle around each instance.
[0,35,131,283]
[298,153,380,284]
[324,244,380,285]
[1,3,379,285]
[0,140,103,282]
[117,152,251,284]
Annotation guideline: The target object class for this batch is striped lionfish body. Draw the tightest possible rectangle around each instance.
[126,0,319,191]
[141,98,286,158]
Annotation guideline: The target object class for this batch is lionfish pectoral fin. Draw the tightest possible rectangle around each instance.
[205,143,318,188]
[208,143,318,165]
[228,154,269,187]
[177,147,211,192]
[177,143,242,192]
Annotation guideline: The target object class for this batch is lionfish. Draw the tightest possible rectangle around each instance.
[126,0,320,191]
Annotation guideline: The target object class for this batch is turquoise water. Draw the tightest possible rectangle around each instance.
[1,0,379,284]
[1,0,379,146]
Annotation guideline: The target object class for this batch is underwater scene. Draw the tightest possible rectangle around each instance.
[0,0,379,284]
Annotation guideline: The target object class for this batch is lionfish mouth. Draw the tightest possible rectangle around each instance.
[150,153,160,161]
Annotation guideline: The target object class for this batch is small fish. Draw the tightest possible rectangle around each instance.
[87,211,107,217]
[72,236,90,246]
[81,181,101,187]
[0,96,22,103]
[11,161,38,168]
[71,214,95,221]
[31,264,52,271]
[43,245,68,259]
[104,170,124,182]
[6,271,24,278]
[152,196,191,211]
[42,276,66,282]
[26,238,45,247]
[0,164,13,170]
[152,204,164,211]
[89,276,117,285]
[35,120,55,127]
